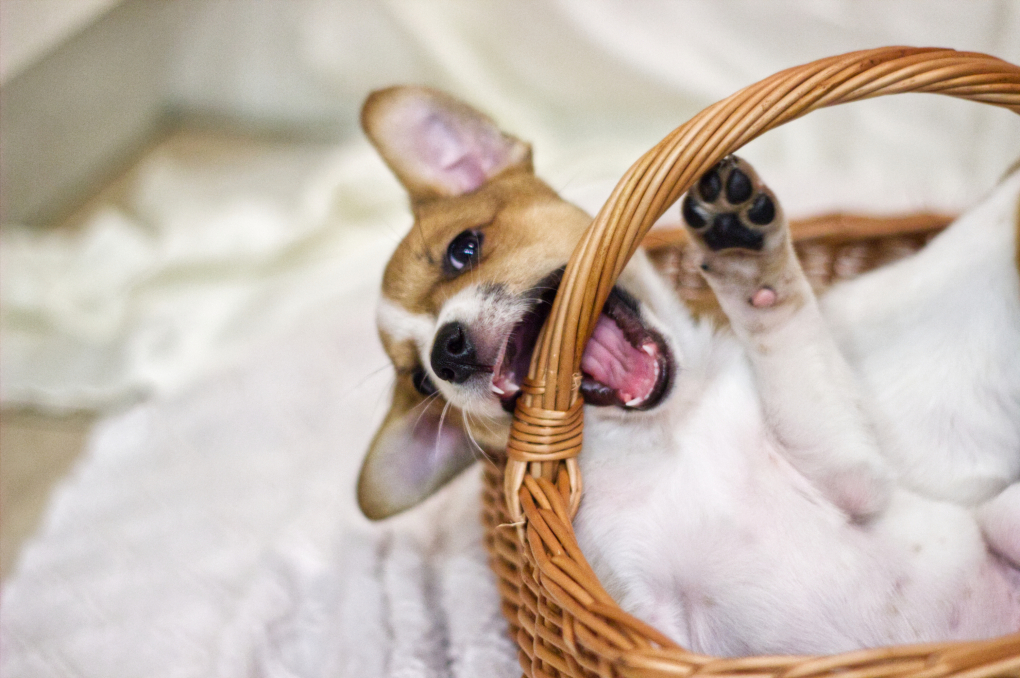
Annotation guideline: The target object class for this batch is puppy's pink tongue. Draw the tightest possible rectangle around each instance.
[581,314,658,405]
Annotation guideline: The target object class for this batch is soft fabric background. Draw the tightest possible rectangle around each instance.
[2,2,1019,677]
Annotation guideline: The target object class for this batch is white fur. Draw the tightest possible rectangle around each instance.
[398,173,1020,655]
[433,285,531,417]
[571,172,1020,654]
[377,296,434,351]
[823,170,1020,504]
[378,285,534,419]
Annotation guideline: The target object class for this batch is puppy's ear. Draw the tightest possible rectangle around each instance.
[357,380,476,520]
[361,86,532,203]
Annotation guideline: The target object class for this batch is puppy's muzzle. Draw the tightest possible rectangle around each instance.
[431,321,485,384]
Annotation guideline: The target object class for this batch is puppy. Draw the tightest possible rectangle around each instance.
[357,85,1020,655]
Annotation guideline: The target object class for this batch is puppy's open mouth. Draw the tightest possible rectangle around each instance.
[490,269,673,413]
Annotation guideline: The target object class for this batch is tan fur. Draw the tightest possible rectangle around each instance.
[380,169,591,367]
[359,87,599,518]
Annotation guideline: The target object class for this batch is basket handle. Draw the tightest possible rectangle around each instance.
[504,46,1020,522]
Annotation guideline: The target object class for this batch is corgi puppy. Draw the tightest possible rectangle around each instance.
[357,86,1020,655]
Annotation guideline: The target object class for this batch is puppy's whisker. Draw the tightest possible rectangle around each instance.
[551,169,586,196]
[461,362,495,372]
[416,390,442,411]
[368,375,398,421]
[465,410,499,437]
[462,414,497,468]
[434,400,453,462]
[415,219,435,266]
[411,391,443,431]
[478,416,500,437]
[351,362,397,393]
[382,221,406,246]
[325,362,396,412]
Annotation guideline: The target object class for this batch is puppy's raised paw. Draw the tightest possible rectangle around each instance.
[682,155,781,253]
[681,156,798,312]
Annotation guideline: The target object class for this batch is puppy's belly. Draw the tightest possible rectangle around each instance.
[574,364,1020,656]
[821,172,1020,504]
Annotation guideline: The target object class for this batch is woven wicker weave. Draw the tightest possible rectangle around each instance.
[483,47,1020,678]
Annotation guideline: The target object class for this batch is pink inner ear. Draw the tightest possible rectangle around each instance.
[403,408,469,486]
[411,110,514,195]
[358,400,477,519]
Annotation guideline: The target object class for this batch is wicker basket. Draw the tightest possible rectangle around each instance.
[482,47,1020,678]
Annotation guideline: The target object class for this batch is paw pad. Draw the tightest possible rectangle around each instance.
[725,168,752,203]
[681,156,779,252]
[751,286,778,308]
[698,169,722,202]
[747,194,775,225]
[703,213,763,251]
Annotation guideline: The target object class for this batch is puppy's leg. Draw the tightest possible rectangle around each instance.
[977,483,1020,568]
[682,157,891,520]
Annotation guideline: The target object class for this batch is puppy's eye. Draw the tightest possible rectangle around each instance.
[411,366,438,397]
[445,230,483,274]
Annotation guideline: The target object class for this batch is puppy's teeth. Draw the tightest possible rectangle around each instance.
[625,395,644,407]
[491,383,505,395]
[642,343,656,357]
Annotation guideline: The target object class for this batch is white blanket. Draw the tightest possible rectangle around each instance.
[1,278,518,677]
[3,2,1019,677]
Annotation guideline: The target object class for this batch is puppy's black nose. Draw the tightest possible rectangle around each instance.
[431,321,480,384]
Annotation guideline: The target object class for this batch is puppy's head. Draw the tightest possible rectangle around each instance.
[358,87,674,519]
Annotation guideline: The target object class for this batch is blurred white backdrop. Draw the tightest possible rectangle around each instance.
[1,3,1019,677]
[4,0,1019,411]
